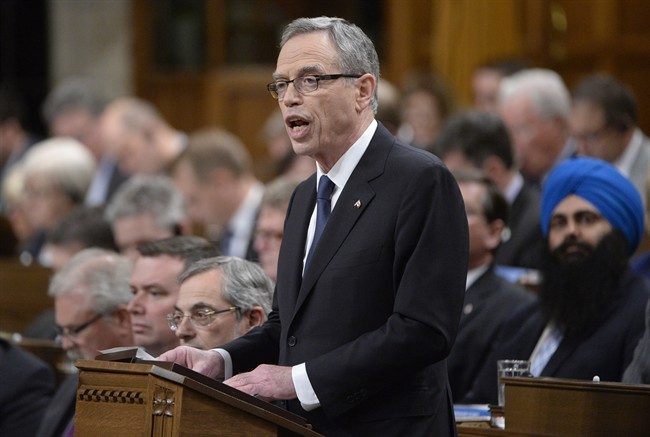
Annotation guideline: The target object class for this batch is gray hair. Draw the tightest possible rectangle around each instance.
[261,177,299,211]
[281,17,380,114]
[179,256,274,316]
[105,175,185,229]
[499,69,571,120]
[21,137,96,204]
[48,248,133,314]
[42,77,106,125]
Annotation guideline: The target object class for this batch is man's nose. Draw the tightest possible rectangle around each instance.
[127,291,144,314]
[282,82,302,106]
[564,219,580,238]
[60,336,74,351]
[175,316,195,340]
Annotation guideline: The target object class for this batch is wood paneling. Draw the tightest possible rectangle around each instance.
[132,0,650,164]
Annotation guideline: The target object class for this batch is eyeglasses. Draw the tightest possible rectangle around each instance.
[55,313,104,343]
[166,307,240,331]
[267,73,362,100]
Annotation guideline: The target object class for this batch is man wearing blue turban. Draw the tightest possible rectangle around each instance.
[464,157,650,404]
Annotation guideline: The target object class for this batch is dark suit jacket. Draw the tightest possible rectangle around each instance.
[447,267,535,401]
[223,123,468,435]
[36,374,78,437]
[0,339,55,436]
[464,271,650,404]
[623,298,650,384]
[495,182,544,270]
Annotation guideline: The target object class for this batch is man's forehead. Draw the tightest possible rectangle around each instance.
[551,194,600,216]
[275,31,338,76]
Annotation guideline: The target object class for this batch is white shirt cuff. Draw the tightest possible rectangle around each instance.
[291,363,320,411]
[212,348,233,380]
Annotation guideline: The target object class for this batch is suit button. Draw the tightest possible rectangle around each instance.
[288,336,297,347]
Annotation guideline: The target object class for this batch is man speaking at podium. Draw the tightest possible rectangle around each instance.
[160,16,468,435]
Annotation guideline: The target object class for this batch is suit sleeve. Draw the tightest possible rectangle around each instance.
[622,299,650,383]
[221,187,304,373]
[306,162,468,417]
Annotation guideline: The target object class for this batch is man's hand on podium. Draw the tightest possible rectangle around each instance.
[225,364,297,402]
[158,346,224,380]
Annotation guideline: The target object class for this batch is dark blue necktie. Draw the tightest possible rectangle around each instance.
[305,175,335,270]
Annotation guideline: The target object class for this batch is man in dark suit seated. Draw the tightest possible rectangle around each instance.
[37,248,134,437]
[171,128,265,261]
[437,110,544,270]
[447,171,535,401]
[161,16,468,435]
[0,338,55,436]
[464,157,650,404]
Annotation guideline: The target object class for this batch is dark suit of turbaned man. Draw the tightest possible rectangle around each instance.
[159,16,468,436]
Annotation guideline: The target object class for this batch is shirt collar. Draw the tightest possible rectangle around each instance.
[503,172,524,205]
[466,264,489,290]
[615,128,643,177]
[228,182,264,236]
[316,120,378,193]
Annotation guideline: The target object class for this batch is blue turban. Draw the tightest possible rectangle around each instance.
[540,157,644,254]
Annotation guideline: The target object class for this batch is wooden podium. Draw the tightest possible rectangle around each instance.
[458,376,650,436]
[74,359,322,436]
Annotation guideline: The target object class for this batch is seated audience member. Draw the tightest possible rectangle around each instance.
[464,157,650,404]
[570,74,650,198]
[42,205,117,271]
[0,338,55,437]
[1,165,33,257]
[19,137,96,264]
[398,72,455,153]
[0,86,39,203]
[447,172,534,401]
[39,248,133,437]
[171,128,264,260]
[437,111,544,269]
[100,97,186,176]
[623,299,650,384]
[170,256,273,350]
[104,175,187,260]
[42,78,128,206]
[498,69,573,186]
[24,205,117,340]
[128,236,219,356]
[254,177,300,281]
[472,58,529,114]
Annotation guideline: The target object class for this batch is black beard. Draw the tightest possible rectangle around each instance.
[539,231,629,335]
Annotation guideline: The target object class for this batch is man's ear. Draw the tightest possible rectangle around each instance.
[242,306,266,333]
[486,219,506,251]
[355,73,376,112]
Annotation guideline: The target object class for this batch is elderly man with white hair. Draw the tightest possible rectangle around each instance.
[38,247,134,437]
[498,68,574,185]
[18,137,95,264]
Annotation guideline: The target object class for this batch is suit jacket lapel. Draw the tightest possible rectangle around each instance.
[279,176,316,312]
[290,124,392,322]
